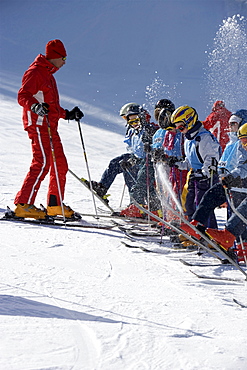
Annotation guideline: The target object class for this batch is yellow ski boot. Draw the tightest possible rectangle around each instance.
[47,204,76,218]
[14,204,46,220]
[179,234,198,248]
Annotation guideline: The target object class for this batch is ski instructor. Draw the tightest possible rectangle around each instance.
[14,39,84,220]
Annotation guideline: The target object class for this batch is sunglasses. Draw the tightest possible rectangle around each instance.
[128,117,141,126]
[54,50,67,61]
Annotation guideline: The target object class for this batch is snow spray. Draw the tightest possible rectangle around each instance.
[205,14,247,112]
[144,75,180,114]
[155,162,184,215]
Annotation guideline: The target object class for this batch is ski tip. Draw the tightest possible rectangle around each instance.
[233,298,247,308]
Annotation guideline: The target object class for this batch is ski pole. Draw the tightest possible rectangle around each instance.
[76,116,98,216]
[145,153,151,223]
[124,168,137,184]
[119,183,126,208]
[46,115,66,222]
[224,187,247,225]
[210,157,218,188]
[239,236,247,266]
[153,163,167,243]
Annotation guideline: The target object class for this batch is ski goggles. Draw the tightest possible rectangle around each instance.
[176,123,187,131]
[127,117,141,127]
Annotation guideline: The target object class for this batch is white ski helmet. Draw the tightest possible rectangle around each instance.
[119,102,138,117]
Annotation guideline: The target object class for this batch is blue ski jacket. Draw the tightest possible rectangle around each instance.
[151,128,166,149]
[177,126,221,177]
[124,127,146,159]
[218,132,239,173]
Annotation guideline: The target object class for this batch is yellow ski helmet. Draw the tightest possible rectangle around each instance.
[237,123,247,138]
[171,105,198,130]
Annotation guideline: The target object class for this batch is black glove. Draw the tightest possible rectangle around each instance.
[143,142,151,153]
[221,174,242,189]
[65,106,84,121]
[167,156,180,168]
[190,170,208,182]
[208,158,218,174]
[120,157,137,170]
[142,123,157,140]
[31,103,49,117]
[152,148,166,162]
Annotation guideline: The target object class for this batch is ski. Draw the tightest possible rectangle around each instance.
[119,228,166,244]
[111,221,157,231]
[68,168,116,213]
[179,259,222,267]
[0,214,115,230]
[118,226,162,237]
[121,240,185,254]
[180,258,246,267]
[121,241,156,253]
[123,233,199,255]
[190,270,244,282]
[132,199,247,280]
[77,212,158,225]
[233,298,247,308]
[116,222,175,235]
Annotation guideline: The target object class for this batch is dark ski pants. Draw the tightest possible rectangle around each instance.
[185,174,219,228]
[100,153,139,192]
[130,155,161,211]
[193,183,225,225]
[226,197,247,240]
[193,183,247,237]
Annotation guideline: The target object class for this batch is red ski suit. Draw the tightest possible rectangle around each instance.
[14,54,68,206]
[203,106,231,151]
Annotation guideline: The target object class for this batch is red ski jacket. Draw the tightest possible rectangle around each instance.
[18,54,66,131]
[203,107,231,151]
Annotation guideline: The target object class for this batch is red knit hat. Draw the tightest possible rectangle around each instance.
[45,39,67,59]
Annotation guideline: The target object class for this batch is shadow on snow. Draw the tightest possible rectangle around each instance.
[0,294,120,323]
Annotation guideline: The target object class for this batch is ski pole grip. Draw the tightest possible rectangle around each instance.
[75,113,80,122]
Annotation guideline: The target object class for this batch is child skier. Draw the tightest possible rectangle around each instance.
[151,99,187,222]
[84,102,141,202]
[170,105,221,228]
[180,110,247,236]
[206,123,247,261]
[86,103,159,209]
[120,104,161,217]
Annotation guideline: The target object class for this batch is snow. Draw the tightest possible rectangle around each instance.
[1,1,247,369]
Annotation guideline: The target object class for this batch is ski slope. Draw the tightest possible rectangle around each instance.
[0,94,247,370]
